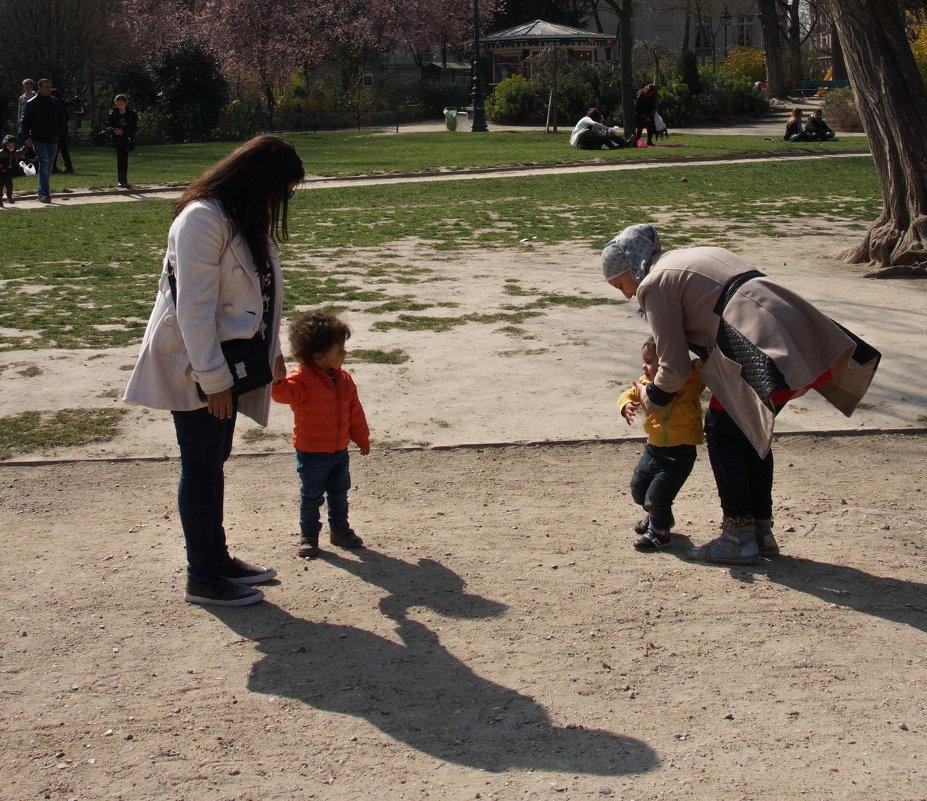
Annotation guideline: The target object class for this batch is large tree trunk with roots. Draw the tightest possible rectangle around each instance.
[828,0,927,276]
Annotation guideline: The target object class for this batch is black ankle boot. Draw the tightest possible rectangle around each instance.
[298,531,320,558]
[330,522,363,549]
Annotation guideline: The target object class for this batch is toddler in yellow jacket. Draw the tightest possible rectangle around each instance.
[618,336,704,551]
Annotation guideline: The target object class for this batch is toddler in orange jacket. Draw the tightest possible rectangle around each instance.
[272,312,370,558]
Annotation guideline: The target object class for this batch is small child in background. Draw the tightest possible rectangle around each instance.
[618,336,704,551]
[272,312,370,558]
[0,135,23,206]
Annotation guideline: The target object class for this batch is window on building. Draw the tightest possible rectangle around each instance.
[493,54,525,83]
[736,15,755,48]
[694,17,714,61]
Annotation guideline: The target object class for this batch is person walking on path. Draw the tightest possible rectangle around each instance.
[15,79,36,147]
[18,78,67,203]
[51,89,75,174]
[124,135,306,607]
[602,223,880,566]
[105,94,139,188]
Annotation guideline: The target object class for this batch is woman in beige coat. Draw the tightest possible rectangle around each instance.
[602,224,880,565]
[125,135,305,606]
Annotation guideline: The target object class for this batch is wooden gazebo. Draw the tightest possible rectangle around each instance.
[478,19,616,85]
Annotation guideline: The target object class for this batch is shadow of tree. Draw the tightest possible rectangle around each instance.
[209,550,658,775]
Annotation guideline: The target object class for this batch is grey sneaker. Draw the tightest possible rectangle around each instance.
[185,577,264,606]
[688,518,759,565]
[755,518,780,557]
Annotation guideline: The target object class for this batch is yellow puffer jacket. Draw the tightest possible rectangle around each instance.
[618,359,704,447]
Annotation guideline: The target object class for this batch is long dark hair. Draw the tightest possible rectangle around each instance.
[174,135,305,270]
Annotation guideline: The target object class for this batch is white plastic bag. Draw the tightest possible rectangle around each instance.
[654,112,667,133]
[20,160,36,176]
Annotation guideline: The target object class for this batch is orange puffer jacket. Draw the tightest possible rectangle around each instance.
[272,364,370,453]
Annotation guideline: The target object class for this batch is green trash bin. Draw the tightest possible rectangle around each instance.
[443,107,457,131]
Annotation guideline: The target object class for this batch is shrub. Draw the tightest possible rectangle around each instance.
[146,38,229,141]
[720,46,766,83]
[909,16,927,86]
[822,86,863,131]
[485,75,548,124]
[677,49,702,94]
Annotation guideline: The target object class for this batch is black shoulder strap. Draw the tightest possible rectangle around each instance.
[166,261,177,307]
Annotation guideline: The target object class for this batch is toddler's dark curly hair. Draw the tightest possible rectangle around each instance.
[289,312,351,365]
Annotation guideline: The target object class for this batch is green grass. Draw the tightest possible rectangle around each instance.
[7,129,870,194]
[0,408,125,460]
[348,348,410,364]
[0,156,881,351]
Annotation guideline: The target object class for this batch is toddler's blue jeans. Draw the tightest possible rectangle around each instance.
[296,448,351,534]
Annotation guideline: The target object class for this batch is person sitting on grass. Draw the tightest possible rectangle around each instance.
[804,109,838,141]
[617,335,705,551]
[783,108,809,142]
[570,108,629,150]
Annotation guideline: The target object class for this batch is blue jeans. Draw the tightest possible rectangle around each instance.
[31,140,57,198]
[172,404,237,582]
[704,406,774,520]
[629,443,697,531]
[296,449,351,534]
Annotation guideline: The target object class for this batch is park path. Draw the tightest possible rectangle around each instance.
[8,150,870,209]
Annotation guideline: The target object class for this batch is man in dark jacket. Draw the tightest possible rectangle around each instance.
[19,78,67,202]
[804,109,837,141]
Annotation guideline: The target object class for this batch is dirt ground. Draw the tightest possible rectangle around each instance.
[2,225,927,800]
[2,434,926,801]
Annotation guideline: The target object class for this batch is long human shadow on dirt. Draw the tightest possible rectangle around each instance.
[319,547,507,621]
[210,549,658,775]
[762,556,927,633]
[670,546,927,634]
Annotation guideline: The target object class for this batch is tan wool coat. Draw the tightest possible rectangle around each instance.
[636,246,880,457]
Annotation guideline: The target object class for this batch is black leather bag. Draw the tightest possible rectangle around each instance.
[167,262,272,397]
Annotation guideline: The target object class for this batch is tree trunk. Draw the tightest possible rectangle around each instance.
[829,22,847,81]
[827,0,927,275]
[786,0,803,85]
[757,0,786,97]
[619,1,635,139]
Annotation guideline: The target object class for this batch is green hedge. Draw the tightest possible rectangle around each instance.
[486,67,769,128]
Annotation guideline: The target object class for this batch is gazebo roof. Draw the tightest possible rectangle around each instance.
[480,19,615,48]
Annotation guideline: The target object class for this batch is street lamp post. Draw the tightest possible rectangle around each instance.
[471,0,488,131]
[721,7,732,60]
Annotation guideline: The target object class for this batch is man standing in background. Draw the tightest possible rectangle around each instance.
[19,78,67,203]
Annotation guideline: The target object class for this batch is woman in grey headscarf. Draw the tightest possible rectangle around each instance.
[602,224,880,565]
